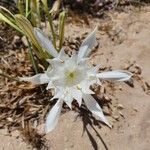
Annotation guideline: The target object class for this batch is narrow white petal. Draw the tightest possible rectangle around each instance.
[88,65,100,75]
[58,48,69,61]
[51,89,64,100]
[78,27,97,61]
[79,80,95,94]
[71,88,83,106]
[45,99,63,133]
[83,94,111,128]
[46,81,54,90]
[64,91,73,109]
[65,101,72,109]
[53,88,73,109]
[97,70,132,81]
[64,54,78,69]
[19,74,49,84]
[47,49,69,65]
[78,58,89,64]
[34,28,58,57]
[82,87,94,95]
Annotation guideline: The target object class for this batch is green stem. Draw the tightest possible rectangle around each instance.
[25,0,29,18]
[58,11,66,51]
[27,39,38,74]
[36,0,41,28]
[18,0,25,16]
[45,7,56,49]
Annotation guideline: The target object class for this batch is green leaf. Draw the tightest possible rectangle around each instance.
[15,14,41,50]
[0,6,23,33]
[58,11,66,51]
[15,14,51,59]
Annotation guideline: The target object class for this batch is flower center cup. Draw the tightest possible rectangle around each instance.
[64,67,85,87]
[69,72,74,78]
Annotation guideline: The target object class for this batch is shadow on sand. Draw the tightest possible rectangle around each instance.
[76,106,109,150]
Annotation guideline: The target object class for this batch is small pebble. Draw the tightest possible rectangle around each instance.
[119,111,125,118]
[113,115,119,121]
[117,104,124,110]
[21,36,28,47]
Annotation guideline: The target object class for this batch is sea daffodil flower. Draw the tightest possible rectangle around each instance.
[20,27,132,133]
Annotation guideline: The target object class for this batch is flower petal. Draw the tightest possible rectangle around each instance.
[79,80,95,94]
[51,88,65,100]
[88,65,100,75]
[19,73,50,84]
[78,27,97,61]
[71,87,83,106]
[64,92,73,109]
[34,28,58,57]
[47,48,68,64]
[65,101,72,109]
[97,70,132,81]
[83,94,111,128]
[45,99,63,133]
[58,48,69,62]
[46,81,54,90]
[64,53,78,69]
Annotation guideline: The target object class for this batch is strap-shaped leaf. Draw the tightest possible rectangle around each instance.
[58,11,66,51]
[15,14,40,49]
[0,6,22,33]
[15,15,50,59]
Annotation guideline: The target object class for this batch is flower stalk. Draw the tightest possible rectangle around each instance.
[42,0,57,49]
[27,38,39,74]
[25,0,30,18]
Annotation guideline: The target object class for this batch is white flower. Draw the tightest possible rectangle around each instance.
[20,27,132,133]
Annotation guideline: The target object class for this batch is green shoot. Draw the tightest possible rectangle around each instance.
[42,0,57,49]
[58,11,66,51]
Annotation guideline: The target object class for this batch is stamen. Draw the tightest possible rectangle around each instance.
[58,58,64,63]
[77,85,81,90]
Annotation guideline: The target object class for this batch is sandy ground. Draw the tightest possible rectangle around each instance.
[0,6,150,150]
